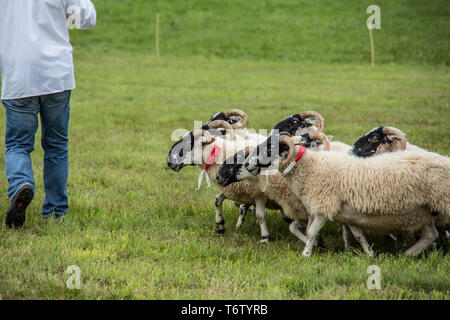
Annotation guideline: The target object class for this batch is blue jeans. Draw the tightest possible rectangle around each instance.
[2,90,71,217]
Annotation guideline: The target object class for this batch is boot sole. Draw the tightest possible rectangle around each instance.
[6,186,34,228]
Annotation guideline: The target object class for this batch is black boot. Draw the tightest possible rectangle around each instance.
[6,184,34,228]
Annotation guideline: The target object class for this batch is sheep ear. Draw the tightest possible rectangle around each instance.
[327,135,334,141]
[386,134,397,143]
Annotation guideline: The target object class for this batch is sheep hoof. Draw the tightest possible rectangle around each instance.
[236,217,244,229]
[315,236,326,249]
[260,235,270,243]
[282,216,294,224]
[215,228,225,235]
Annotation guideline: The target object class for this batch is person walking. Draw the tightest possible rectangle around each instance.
[0,0,96,227]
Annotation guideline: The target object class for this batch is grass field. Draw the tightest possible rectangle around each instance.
[72,0,450,65]
[0,0,449,299]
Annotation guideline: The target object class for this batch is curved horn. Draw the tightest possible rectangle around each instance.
[207,120,233,130]
[242,146,253,157]
[278,135,295,166]
[299,111,324,132]
[382,127,407,150]
[223,109,248,129]
[308,132,331,151]
[207,120,235,140]
[192,129,215,144]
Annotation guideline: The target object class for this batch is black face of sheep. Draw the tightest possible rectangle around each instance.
[294,133,323,149]
[217,135,291,187]
[272,111,324,135]
[166,131,196,172]
[208,111,240,126]
[351,126,391,158]
[167,109,245,172]
[273,114,309,135]
[244,135,290,174]
[207,109,248,129]
[216,147,250,187]
[166,130,216,172]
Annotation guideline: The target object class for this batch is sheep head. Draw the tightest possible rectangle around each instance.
[167,129,215,172]
[273,111,324,136]
[351,126,407,158]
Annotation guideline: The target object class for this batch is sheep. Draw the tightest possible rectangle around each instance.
[219,133,332,246]
[199,113,266,228]
[220,131,449,257]
[193,109,259,226]
[352,126,449,251]
[233,112,354,246]
[217,132,356,249]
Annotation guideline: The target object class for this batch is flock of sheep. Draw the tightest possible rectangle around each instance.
[166,109,449,257]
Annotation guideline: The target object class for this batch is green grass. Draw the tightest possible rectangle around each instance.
[0,52,448,299]
[71,0,450,65]
[0,0,449,299]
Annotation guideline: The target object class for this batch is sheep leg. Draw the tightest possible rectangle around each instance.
[437,226,449,252]
[281,209,294,224]
[342,224,351,251]
[236,204,251,229]
[302,215,327,257]
[395,233,408,250]
[290,219,325,247]
[304,215,326,248]
[215,193,227,234]
[306,215,314,231]
[348,225,375,257]
[255,197,270,243]
[404,224,438,257]
[289,220,308,243]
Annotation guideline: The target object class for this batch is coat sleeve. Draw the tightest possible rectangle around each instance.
[63,0,97,29]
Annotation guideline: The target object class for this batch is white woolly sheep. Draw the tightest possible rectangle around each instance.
[279,134,449,257]
[219,132,450,257]
[352,126,449,251]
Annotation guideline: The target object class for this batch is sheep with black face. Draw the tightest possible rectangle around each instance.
[352,126,449,251]
[218,125,450,257]
[217,132,334,246]
[351,126,408,157]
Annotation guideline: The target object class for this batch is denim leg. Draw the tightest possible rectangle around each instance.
[39,91,71,217]
[2,97,40,199]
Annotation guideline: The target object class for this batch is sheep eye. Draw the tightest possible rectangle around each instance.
[368,135,379,143]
